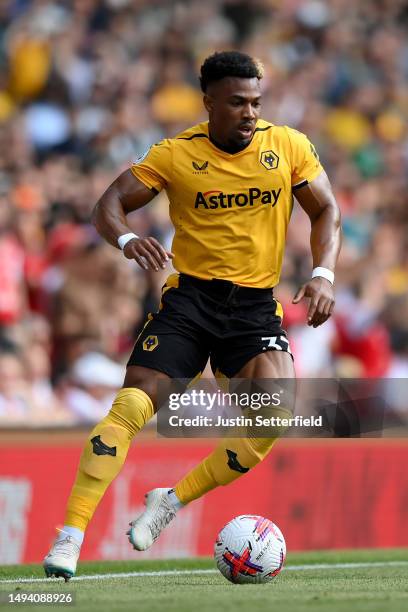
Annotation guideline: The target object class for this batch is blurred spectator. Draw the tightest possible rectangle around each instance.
[0,348,30,423]
[0,341,71,426]
[60,351,123,424]
[0,0,407,425]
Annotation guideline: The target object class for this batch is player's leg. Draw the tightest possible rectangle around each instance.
[62,367,168,533]
[174,351,295,504]
[43,366,168,580]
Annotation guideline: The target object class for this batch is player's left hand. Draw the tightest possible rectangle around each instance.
[292,277,335,327]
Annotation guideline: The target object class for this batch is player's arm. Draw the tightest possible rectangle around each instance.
[91,169,173,271]
[292,170,342,327]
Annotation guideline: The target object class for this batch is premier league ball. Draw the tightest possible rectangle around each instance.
[214,515,286,584]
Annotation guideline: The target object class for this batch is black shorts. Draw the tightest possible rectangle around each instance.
[127,273,291,379]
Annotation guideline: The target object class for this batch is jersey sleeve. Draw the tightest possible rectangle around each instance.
[286,128,323,188]
[130,139,172,192]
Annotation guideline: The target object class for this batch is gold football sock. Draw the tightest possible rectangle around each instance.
[175,407,291,504]
[64,387,154,532]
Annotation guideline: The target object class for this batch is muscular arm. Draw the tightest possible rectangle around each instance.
[292,170,342,327]
[92,169,173,270]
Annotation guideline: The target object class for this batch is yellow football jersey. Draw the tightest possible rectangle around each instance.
[131,119,323,288]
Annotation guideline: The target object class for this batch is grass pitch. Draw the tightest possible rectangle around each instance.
[0,549,407,612]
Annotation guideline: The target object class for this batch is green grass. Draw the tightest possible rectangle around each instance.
[1,550,407,612]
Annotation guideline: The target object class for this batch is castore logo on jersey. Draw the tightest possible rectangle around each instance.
[192,161,209,174]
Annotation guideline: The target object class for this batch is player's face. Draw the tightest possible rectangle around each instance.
[204,77,261,150]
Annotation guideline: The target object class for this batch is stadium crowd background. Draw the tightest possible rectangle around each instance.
[0,0,407,426]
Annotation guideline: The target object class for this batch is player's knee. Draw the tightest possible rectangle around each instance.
[246,405,293,439]
[109,387,155,435]
[122,367,165,409]
[125,379,157,408]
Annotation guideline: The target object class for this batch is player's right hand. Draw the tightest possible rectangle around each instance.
[123,237,174,271]
[292,277,335,328]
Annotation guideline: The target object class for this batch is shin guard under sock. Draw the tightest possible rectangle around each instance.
[64,387,154,532]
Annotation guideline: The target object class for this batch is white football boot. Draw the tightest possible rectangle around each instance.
[127,488,177,551]
[43,533,81,582]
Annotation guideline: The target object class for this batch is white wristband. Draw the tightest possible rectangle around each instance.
[312,267,334,285]
[117,232,139,250]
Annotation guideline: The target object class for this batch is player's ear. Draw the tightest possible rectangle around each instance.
[203,94,213,114]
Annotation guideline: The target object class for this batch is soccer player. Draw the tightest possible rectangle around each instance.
[44,51,341,580]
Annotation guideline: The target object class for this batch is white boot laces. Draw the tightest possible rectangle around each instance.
[149,497,176,541]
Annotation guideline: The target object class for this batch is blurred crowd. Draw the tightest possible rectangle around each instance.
[0,0,407,426]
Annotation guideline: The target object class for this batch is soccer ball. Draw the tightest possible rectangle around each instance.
[214,515,286,584]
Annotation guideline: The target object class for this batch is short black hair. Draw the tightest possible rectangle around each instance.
[199,51,263,93]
